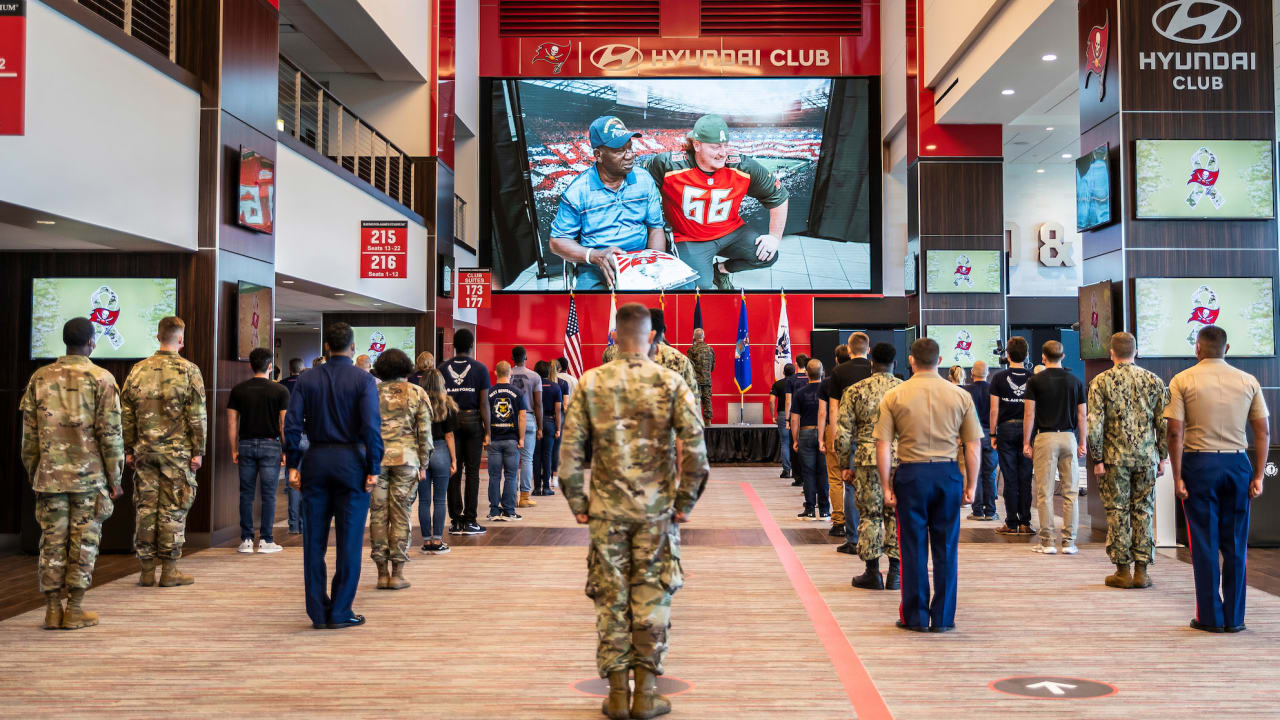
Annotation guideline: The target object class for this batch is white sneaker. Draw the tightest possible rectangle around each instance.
[237,539,254,553]
[1032,544,1058,555]
[1061,544,1079,555]
[257,541,283,554]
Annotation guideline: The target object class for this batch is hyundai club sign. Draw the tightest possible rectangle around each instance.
[516,36,845,77]
[1134,0,1261,95]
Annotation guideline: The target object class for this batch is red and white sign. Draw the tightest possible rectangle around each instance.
[359,221,408,279]
[458,268,492,309]
[0,1,25,136]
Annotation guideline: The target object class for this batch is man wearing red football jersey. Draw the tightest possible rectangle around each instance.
[645,115,789,290]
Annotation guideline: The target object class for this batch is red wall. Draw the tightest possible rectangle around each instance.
[471,291,875,424]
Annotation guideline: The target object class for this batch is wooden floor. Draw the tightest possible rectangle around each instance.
[1,467,1278,718]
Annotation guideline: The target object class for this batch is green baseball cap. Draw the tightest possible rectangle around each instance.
[688,115,730,144]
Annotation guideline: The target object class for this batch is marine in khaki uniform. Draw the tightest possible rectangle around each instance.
[560,302,709,720]
[1085,332,1168,590]
[834,342,902,590]
[369,349,433,590]
[686,328,716,424]
[21,318,125,630]
[121,316,207,588]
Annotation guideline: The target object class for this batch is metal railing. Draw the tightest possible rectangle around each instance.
[278,56,418,213]
[453,195,466,243]
[78,0,176,61]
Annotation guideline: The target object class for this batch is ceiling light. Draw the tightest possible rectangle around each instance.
[1061,153,1072,159]
[924,144,937,151]
[1036,168,1045,173]
[312,327,320,330]
[1042,54,1058,62]
[1001,89,1015,96]
[372,302,382,306]
[333,292,345,296]
[276,118,285,132]
[281,280,295,284]
[1045,127,1054,132]
[36,220,56,225]
[272,317,282,322]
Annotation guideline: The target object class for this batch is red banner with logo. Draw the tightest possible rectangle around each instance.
[0,1,25,135]
[359,221,408,279]
[458,268,492,309]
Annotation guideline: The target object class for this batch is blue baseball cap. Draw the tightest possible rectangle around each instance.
[589,116,641,149]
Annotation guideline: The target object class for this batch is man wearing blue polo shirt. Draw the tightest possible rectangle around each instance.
[549,116,666,290]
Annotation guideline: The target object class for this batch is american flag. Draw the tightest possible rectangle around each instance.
[563,294,584,377]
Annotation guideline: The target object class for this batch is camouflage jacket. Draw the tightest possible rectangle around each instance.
[379,380,434,468]
[602,344,619,365]
[560,351,710,521]
[687,341,716,386]
[654,342,700,394]
[20,355,126,493]
[1087,362,1169,466]
[121,350,207,458]
[834,372,903,469]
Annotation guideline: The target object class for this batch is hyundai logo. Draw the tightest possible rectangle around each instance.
[590,44,643,71]
[1152,0,1241,45]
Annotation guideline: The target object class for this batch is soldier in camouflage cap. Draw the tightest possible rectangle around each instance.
[1086,331,1168,590]
[21,317,125,630]
[370,349,433,590]
[687,327,716,424]
[121,316,207,588]
[560,302,709,720]
[649,308,700,393]
[834,342,903,590]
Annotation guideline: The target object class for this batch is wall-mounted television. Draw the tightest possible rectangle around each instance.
[1078,281,1114,360]
[31,277,177,360]
[236,281,273,361]
[350,326,416,363]
[1134,277,1274,358]
[924,250,1001,294]
[926,324,1002,368]
[1075,143,1112,231]
[238,147,276,233]
[1134,140,1274,220]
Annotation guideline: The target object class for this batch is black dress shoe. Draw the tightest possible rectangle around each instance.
[790,479,803,487]
[895,620,928,633]
[835,543,857,555]
[828,524,846,537]
[328,615,366,630]
[851,570,884,590]
[312,622,328,630]
[780,469,792,479]
[930,625,955,633]
[1225,624,1247,633]
[1189,619,1224,633]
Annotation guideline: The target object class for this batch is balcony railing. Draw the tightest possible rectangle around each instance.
[278,55,417,213]
[77,0,176,60]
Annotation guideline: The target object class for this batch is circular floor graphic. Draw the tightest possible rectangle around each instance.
[571,676,693,698]
[990,676,1118,700]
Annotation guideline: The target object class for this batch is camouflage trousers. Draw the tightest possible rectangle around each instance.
[585,516,683,677]
[851,466,898,562]
[698,383,713,425]
[1099,463,1157,565]
[370,465,419,563]
[133,454,197,561]
[35,489,113,593]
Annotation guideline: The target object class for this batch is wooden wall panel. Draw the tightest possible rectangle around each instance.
[220,114,277,264]
[916,161,1004,237]
[220,0,280,137]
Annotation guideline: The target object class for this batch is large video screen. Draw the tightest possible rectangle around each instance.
[1078,280,1114,360]
[926,324,1002,369]
[487,77,874,292]
[350,326,416,363]
[924,250,1001,294]
[32,278,177,360]
[1134,277,1274,358]
[1076,144,1112,231]
[1134,140,1274,220]
[237,281,272,361]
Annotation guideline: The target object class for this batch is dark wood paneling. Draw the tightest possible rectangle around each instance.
[916,160,1004,237]
[1125,248,1279,278]
[1007,296,1077,327]
[812,297,909,327]
[220,0,280,137]
[175,0,221,103]
[1078,0,1120,134]
[221,113,276,263]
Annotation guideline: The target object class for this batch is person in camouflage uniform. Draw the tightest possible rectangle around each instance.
[121,316,207,588]
[560,302,710,720]
[834,342,903,590]
[687,328,716,424]
[369,349,433,590]
[21,317,125,630]
[602,331,620,365]
[1086,331,1168,590]
[649,308,700,393]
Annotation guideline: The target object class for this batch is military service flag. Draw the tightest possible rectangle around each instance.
[734,292,751,393]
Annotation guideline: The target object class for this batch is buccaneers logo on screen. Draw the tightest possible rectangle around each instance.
[954,330,974,363]
[532,41,572,74]
[89,285,125,350]
[1186,284,1220,349]
[1186,146,1225,210]
[368,331,387,357]
[953,254,974,288]
[1084,9,1109,102]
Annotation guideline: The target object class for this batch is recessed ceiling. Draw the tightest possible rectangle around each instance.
[279,0,373,76]
[274,279,416,331]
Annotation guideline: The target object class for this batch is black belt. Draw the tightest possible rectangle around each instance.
[311,442,361,449]
[1187,449,1246,454]
[998,420,1023,426]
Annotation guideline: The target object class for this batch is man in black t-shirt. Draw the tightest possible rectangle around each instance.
[440,329,491,535]
[771,364,795,480]
[485,362,527,522]
[790,359,830,520]
[989,337,1035,535]
[1022,340,1087,555]
[228,348,291,553]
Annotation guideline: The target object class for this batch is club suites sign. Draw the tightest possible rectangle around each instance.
[1136,0,1257,91]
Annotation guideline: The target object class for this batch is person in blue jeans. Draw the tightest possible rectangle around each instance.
[486,362,527,521]
[790,360,830,519]
[228,348,291,554]
[533,361,563,496]
[508,347,542,509]
[551,365,571,488]
[963,360,1000,522]
[771,369,794,478]
[285,434,308,534]
[417,368,456,553]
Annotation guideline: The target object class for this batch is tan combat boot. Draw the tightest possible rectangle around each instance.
[138,558,157,587]
[518,491,536,508]
[388,562,410,590]
[1104,563,1132,589]
[375,559,391,589]
[630,666,671,719]
[42,590,63,630]
[159,559,194,587]
[61,589,99,630]
[602,669,630,720]
[1131,562,1152,589]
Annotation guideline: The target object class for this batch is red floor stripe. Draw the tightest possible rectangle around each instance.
[741,481,894,720]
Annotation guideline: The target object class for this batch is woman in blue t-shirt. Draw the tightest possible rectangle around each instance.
[532,360,562,496]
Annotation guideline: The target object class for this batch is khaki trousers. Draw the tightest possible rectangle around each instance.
[824,426,844,526]
[1033,431,1080,547]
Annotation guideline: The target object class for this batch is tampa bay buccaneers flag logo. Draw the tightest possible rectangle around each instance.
[532,41,572,74]
[1084,9,1108,101]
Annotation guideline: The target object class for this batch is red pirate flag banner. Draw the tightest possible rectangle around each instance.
[1084,9,1109,101]
[532,41,572,74]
